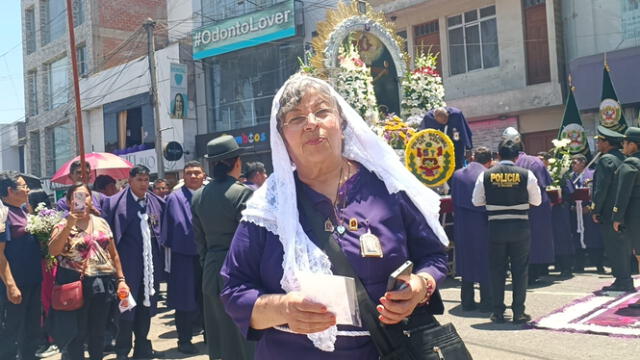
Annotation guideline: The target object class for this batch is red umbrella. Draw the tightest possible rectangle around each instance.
[51,152,134,185]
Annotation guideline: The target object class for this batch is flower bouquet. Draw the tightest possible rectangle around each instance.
[26,202,65,269]
[335,41,379,123]
[546,138,572,205]
[401,50,446,119]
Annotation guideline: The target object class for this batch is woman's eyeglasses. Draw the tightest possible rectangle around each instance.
[282,109,335,130]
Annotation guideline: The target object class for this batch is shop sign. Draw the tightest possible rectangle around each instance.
[193,0,295,59]
[234,131,268,146]
[120,148,185,174]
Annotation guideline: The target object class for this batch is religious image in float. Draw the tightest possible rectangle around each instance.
[308,1,451,187]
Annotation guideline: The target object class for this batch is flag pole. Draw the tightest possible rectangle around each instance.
[65,0,87,184]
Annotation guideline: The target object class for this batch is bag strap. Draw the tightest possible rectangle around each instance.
[297,184,401,357]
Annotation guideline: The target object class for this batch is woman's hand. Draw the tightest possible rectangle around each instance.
[280,292,336,334]
[6,284,22,304]
[117,281,130,299]
[65,209,85,227]
[377,273,436,325]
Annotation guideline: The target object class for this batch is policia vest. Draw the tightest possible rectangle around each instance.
[483,163,530,221]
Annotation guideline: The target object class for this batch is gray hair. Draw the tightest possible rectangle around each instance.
[276,73,344,132]
[434,107,449,117]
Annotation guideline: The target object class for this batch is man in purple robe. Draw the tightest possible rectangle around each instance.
[451,147,491,311]
[420,107,473,170]
[160,161,205,355]
[502,128,555,283]
[102,165,165,360]
[55,160,105,215]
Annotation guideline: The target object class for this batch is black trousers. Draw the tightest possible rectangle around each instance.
[115,284,152,357]
[601,221,632,284]
[175,310,197,344]
[0,283,41,360]
[460,281,490,308]
[488,220,530,316]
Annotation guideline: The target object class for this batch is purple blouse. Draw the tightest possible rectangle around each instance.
[220,166,448,359]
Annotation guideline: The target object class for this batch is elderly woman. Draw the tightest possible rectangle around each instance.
[220,74,450,358]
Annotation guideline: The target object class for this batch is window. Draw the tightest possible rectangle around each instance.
[30,131,41,176]
[447,5,499,75]
[27,70,38,116]
[25,8,36,54]
[206,40,302,132]
[51,123,74,171]
[202,0,277,23]
[48,57,69,109]
[103,94,156,154]
[77,45,87,76]
[49,0,67,42]
[73,0,84,26]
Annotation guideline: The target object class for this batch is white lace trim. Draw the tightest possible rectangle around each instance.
[274,325,370,337]
[241,76,448,352]
[138,211,156,307]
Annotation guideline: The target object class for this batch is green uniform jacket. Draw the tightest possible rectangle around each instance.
[592,149,625,222]
[191,175,253,294]
[191,175,255,359]
[612,152,640,225]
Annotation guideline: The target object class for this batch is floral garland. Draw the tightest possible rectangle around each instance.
[25,202,65,269]
[401,51,446,119]
[334,41,379,123]
[547,138,572,189]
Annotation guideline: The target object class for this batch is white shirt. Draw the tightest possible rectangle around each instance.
[130,189,147,207]
[471,160,542,207]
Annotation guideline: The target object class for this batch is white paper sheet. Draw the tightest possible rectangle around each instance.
[298,272,361,327]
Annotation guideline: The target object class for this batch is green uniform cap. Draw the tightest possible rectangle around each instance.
[594,125,624,142]
[623,127,640,143]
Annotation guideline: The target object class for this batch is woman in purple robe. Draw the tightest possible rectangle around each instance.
[220,74,451,359]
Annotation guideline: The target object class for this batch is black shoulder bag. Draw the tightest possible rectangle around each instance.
[298,187,473,360]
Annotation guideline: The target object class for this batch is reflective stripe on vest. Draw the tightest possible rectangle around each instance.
[486,203,530,221]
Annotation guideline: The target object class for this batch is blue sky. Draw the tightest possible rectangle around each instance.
[0,1,24,124]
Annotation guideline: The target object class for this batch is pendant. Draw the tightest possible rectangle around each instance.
[336,225,346,235]
[359,229,383,258]
[349,218,358,231]
[324,219,334,232]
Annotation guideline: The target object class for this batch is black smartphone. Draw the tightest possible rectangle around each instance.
[386,260,414,292]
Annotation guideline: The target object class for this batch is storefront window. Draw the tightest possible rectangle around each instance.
[103,94,155,154]
[206,40,302,132]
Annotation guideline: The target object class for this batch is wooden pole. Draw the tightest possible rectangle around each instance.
[144,19,165,179]
[65,0,87,183]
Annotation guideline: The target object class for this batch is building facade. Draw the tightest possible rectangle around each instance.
[192,0,340,171]
[370,0,567,154]
[562,0,640,131]
[0,121,27,173]
[21,0,167,178]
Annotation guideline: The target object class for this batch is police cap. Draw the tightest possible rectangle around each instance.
[594,125,624,143]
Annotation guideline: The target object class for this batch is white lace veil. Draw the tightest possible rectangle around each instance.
[241,74,448,351]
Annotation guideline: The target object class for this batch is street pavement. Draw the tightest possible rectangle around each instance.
[49,270,638,360]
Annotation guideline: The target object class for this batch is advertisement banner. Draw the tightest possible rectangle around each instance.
[170,63,188,119]
[192,0,296,60]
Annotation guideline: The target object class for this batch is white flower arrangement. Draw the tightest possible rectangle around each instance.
[334,42,379,123]
[401,51,446,118]
[547,138,572,189]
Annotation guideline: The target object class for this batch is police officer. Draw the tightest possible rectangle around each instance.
[472,140,542,323]
[591,126,631,292]
[611,127,640,293]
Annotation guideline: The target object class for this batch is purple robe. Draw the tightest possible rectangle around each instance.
[450,162,489,284]
[220,167,448,359]
[160,187,200,312]
[567,169,603,249]
[420,107,473,169]
[515,153,555,264]
[56,191,105,216]
[102,188,165,320]
[0,205,42,290]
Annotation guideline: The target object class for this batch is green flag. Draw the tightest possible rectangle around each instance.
[558,85,591,157]
[599,63,628,133]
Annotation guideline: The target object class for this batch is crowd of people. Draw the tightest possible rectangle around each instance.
[450,125,640,322]
[1,72,639,360]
